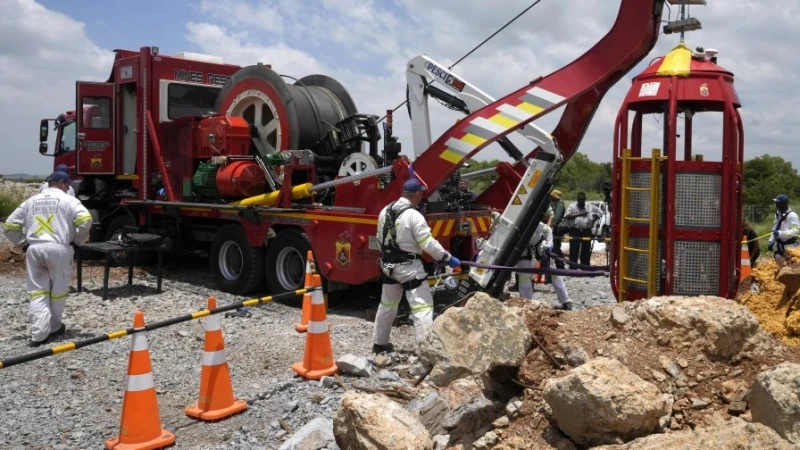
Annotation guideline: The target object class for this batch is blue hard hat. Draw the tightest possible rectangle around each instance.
[774,194,790,203]
[47,171,70,183]
[55,164,70,173]
[402,178,427,193]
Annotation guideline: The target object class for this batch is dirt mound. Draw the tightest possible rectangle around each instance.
[497,297,800,449]
[737,249,800,346]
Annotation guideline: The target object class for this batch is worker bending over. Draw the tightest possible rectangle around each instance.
[37,164,75,197]
[515,207,575,310]
[768,193,800,257]
[3,171,93,347]
[373,178,461,354]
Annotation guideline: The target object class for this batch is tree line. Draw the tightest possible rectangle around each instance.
[462,153,799,206]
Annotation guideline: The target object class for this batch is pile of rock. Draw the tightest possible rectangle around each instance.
[284,291,800,450]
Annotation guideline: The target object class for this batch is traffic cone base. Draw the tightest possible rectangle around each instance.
[185,296,248,422]
[293,274,338,380]
[105,311,175,450]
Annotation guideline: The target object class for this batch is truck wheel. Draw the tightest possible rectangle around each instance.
[211,225,266,295]
[266,230,311,296]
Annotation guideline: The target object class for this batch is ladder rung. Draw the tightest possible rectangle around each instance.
[623,246,649,254]
[623,276,649,284]
[624,217,650,223]
[624,157,653,161]
[624,187,651,192]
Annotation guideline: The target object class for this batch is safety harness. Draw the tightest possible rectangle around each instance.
[774,208,799,255]
[378,202,426,291]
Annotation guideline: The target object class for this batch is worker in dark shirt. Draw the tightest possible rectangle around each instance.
[743,221,760,267]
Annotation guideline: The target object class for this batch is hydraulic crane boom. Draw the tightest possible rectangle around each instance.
[367,0,666,297]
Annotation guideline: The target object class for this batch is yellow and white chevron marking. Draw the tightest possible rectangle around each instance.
[429,216,493,238]
[438,86,565,164]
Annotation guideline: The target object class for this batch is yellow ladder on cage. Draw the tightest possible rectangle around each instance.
[618,148,663,301]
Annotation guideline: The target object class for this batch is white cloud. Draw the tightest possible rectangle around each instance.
[0,0,113,174]
[2,0,799,177]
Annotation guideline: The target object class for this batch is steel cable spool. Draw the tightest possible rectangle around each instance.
[214,65,360,172]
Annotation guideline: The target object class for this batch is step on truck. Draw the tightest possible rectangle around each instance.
[38,0,666,299]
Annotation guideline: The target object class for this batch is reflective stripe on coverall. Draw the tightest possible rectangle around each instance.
[373,197,451,345]
[2,188,92,342]
[516,222,572,306]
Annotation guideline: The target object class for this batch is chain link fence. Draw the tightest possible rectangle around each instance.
[743,205,772,224]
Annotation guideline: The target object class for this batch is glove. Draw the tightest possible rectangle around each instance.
[543,246,553,254]
[768,241,775,252]
[773,230,780,239]
[448,256,462,269]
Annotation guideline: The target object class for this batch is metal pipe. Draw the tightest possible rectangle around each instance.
[310,165,393,191]
[460,167,497,179]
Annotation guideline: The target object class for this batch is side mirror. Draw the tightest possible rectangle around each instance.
[39,119,49,142]
[39,142,48,154]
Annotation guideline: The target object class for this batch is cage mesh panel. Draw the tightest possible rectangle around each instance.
[675,173,721,228]
[627,236,661,292]
[629,171,663,226]
[673,240,719,295]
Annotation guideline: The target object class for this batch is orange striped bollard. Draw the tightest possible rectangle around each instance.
[292,274,337,380]
[105,311,175,450]
[185,296,247,421]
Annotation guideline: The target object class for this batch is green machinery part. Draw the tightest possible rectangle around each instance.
[192,161,220,199]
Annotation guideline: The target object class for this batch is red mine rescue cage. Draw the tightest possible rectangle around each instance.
[611,43,744,301]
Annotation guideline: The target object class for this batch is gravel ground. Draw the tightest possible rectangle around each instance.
[0,245,612,449]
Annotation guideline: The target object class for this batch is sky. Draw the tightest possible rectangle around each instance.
[0,0,797,176]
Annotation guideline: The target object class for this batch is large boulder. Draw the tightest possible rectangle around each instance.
[333,392,432,450]
[278,417,336,450]
[750,362,800,445]
[633,296,760,360]
[417,292,532,386]
[543,357,671,446]
[593,416,796,449]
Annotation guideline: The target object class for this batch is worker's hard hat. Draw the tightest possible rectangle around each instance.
[47,171,70,183]
[773,194,790,203]
[402,178,427,193]
[55,164,70,173]
[551,190,562,199]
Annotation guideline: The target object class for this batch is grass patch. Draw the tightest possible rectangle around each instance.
[0,186,27,222]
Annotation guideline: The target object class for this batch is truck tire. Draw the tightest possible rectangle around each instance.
[210,225,266,295]
[266,230,311,296]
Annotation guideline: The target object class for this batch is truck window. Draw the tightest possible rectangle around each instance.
[168,83,220,120]
[58,121,77,153]
[82,97,112,129]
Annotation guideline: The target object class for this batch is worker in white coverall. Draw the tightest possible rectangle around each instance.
[3,171,93,347]
[768,193,800,258]
[37,164,75,197]
[516,207,575,310]
[372,178,461,354]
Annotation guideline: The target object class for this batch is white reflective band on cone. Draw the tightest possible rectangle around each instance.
[311,290,325,305]
[307,320,328,334]
[126,372,154,392]
[741,259,750,265]
[205,315,220,331]
[202,349,228,366]
[131,332,148,351]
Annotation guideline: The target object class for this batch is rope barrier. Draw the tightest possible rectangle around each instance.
[0,287,313,370]
[546,252,610,271]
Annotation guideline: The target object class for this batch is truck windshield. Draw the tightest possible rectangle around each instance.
[168,83,221,120]
[58,121,77,153]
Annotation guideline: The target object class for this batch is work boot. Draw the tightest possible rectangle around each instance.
[48,324,66,338]
[28,337,49,348]
[372,343,394,354]
[558,302,577,311]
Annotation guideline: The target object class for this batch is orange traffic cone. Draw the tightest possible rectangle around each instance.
[185,296,248,421]
[105,312,175,450]
[292,274,337,380]
[740,236,752,282]
[295,250,315,333]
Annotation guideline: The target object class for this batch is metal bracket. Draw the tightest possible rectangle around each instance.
[238,208,261,224]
